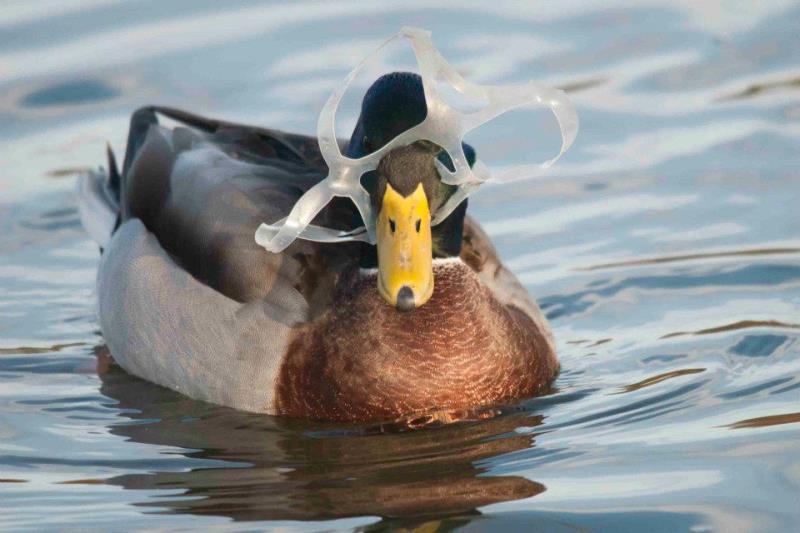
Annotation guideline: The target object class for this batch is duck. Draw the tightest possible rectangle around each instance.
[79,72,558,422]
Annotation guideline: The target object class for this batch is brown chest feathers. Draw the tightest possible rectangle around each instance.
[275,260,558,422]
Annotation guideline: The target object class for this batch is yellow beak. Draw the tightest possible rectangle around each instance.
[376,182,434,311]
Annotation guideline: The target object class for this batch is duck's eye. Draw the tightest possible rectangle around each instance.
[363,136,373,152]
[415,219,421,233]
[389,219,396,234]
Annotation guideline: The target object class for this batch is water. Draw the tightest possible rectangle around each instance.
[1,1,799,531]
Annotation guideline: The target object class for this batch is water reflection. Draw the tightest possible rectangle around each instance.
[541,262,800,320]
[96,354,545,522]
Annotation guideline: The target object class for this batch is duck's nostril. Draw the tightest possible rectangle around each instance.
[396,286,416,312]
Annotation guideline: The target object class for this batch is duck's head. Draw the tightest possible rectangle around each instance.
[347,72,475,312]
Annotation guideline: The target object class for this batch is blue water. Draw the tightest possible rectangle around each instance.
[1,1,799,531]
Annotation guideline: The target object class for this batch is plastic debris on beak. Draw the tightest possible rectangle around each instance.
[255,26,578,254]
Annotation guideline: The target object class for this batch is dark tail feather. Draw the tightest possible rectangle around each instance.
[122,107,159,180]
[106,143,121,200]
[106,144,122,235]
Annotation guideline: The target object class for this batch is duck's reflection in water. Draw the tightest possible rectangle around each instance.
[97,355,546,523]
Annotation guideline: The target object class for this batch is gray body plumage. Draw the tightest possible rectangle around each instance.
[82,117,323,412]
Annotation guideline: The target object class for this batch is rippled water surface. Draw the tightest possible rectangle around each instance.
[2,1,799,531]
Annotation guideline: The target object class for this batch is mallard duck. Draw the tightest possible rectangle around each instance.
[79,72,558,422]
